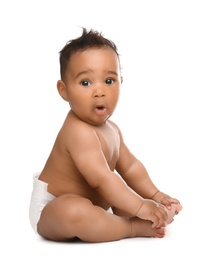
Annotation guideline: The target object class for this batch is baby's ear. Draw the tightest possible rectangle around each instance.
[57,80,69,101]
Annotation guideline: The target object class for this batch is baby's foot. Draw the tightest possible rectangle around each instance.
[174,203,182,214]
[130,217,166,238]
[165,203,183,224]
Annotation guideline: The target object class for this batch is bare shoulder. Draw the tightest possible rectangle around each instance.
[107,119,120,132]
[63,113,93,134]
[107,119,123,139]
[58,112,100,148]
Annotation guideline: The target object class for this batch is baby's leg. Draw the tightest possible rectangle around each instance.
[37,194,165,242]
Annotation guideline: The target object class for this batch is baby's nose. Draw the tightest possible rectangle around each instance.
[93,85,106,97]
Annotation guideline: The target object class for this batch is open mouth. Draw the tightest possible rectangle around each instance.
[96,105,105,110]
[94,105,107,115]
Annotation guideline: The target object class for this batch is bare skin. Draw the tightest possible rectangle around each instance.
[37,47,182,242]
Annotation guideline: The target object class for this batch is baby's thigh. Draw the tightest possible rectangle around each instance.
[37,194,94,241]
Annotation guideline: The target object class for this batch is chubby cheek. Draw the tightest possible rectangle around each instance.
[110,90,120,108]
[68,91,87,109]
[69,100,86,112]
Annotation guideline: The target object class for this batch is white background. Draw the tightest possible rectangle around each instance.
[0,0,206,259]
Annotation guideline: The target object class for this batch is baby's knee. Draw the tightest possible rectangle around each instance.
[57,195,93,223]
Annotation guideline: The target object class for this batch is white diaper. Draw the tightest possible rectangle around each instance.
[29,173,56,234]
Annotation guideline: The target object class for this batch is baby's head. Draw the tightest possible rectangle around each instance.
[59,28,120,83]
[57,28,122,125]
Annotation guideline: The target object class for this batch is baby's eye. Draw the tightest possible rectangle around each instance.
[81,80,91,87]
[105,79,114,85]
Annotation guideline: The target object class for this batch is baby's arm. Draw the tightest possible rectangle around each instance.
[115,134,163,199]
[115,126,182,213]
[67,122,167,228]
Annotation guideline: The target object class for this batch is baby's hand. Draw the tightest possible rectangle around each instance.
[136,199,168,228]
[152,191,182,214]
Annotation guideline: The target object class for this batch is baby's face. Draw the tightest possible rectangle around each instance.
[64,47,122,125]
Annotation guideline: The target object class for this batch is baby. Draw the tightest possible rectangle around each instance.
[29,28,182,242]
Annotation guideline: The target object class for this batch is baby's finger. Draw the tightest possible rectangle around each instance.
[151,209,167,228]
[151,216,160,228]
[161,198,172,209]
[151,217,166,228]
[170,198,181,204]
